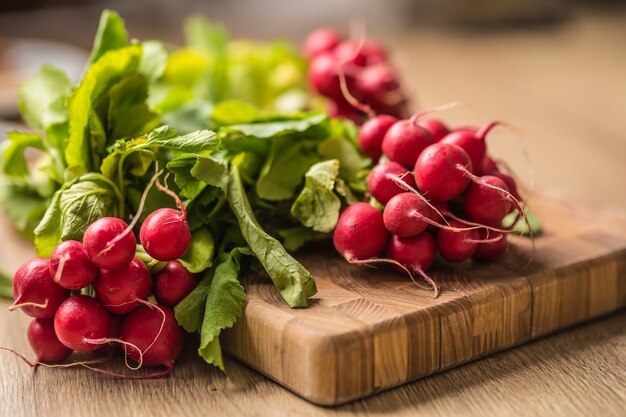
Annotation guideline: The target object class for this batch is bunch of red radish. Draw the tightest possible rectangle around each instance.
[304,28,409,122]
[7,202,196,376]
[333,113,525,296]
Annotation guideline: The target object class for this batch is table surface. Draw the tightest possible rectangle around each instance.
[1,7,625,417]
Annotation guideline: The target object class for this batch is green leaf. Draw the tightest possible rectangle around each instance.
[222,113,327,139]
[1,132,44,177]
[211,100,264,125]
[290,159,341,233]
[0,181,48,238]
[191,156,229,192]
[335,178,359,204]
[166,155,207,201]
[185,16,229,55]
[256,136,320,201]
[66,45,142,172]
[179,228,215,273]
[0,269,12,300]
[140,40,167,82]
[317,134,370,182]
[174,267,215,333]
[162,100,213,134]
[107,74,156,140]
[18,65,72,131]
[34,174,119,256]
[85,10,128,69]
[278,227,315,252]
[227,166,317,307]
[198,247,248,370]
[147,128,219,152]
[502,208,543,237]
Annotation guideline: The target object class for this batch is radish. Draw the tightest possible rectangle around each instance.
[10,258,69,319]
[414,142,472,202]
[417,118,450,142]
[491,171,521,200]
[54,295,112,352]
[382,119,435,169]
[153,262,196,307]
[304,27,341,58]
[27,318,72,363]
[94,257,151,315]
[463,175,514,227]
[358,115,397,160]
[309,52,352,101]
[440,121,499,175]
[326,98,365,123]
[120,305,184,369]
[472,230,508,262]
[83,217,137,271]
[334,40,387,66]
[140,207,191,261]
[333,203,388,261]
[367,161,416,205]
[383,192,436,237]
[386,233,439,296]
[480,155,498,175]
[355,64,406,116]
[436,220,480,263]
[49,240,98,290]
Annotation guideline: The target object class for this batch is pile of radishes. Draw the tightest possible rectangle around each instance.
[333,114,526,296]
[8,205,197,374]
[305,28,410,122]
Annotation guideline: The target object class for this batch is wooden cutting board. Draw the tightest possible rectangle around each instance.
[221,194,626,405]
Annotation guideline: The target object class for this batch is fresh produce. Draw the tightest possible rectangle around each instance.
[49,240,98,290]
[0,10,369,374]
[10,258,69,319]
[0,9,541,378]
[27,318,73,363]
[305,29,409,121]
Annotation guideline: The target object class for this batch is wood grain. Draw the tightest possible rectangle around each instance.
[219,195,626,404]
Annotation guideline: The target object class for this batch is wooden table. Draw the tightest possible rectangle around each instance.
[1,8,625,417]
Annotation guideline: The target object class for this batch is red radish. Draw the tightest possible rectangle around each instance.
[95,314,122,356]
[10,258,69,319]
[140,208,191,261]
[414,143,472,202]
[440,121,499,175]
[83,217,136,271]
[327,97,366,123]
[367,161,416,205]
[417,118,450,142]
[356,65,404,113]
[334,40,387,66]
[491,171,521,200]
[27,318,72,363]
[304,28,341,58]
[386,233,439,296]
[387,233,436,272]
[382,120,435,169]
[480,155,499,175]
[436,220,480,263]
[383,192,435,237]
[94,257,151,315]
[463,175,514,227]
[472,230,508,262]
[120,305,183,368]
[49,240,98,290]
[54,295,112,352]
[333,203,388,261]
[309,52,352,101]
[153,262,197,307]
[358,115,397,160]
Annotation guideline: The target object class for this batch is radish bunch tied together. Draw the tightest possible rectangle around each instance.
[334,114,528,296]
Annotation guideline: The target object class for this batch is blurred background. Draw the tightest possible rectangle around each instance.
[0,0,624,207]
